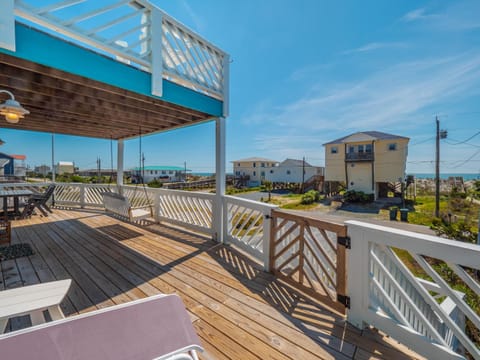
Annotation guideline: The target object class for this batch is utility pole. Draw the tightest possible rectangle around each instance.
[97,157,101,182]
[51,133,55,183]
[435,116,448,218]
[302,156,306,193]
[141,152,145,183]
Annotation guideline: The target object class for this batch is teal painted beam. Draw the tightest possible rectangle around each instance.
[0,23,223,117]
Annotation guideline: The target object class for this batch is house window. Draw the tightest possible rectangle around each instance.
[287,170,291,175]
[169,171,173,174]
[358,145,364,153]
[237,163,240,166]
[270,170,274,174]
[155,170,158,174]
[162,171,166,175]
[331,146,338,154]
[253,171,256,176]
[261,163,265,167]
[235,171,240,176]
[348,146,355,153]
[388,143,397,151]
[253,162,256,167]
[365,144,372,153]
[261,171,265,177]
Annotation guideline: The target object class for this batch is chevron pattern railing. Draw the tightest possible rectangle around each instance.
[12,0,227,101]
[347,220,480,360]
[152,188,214,235]
[223,195,277,267]
[269,209,348,314]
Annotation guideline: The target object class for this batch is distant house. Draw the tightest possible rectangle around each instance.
[34,164,51,176]
[132,166,189,183]
[323,131,409,198]
[11,154,27,178]
[267,159,324,184]
[57,161,75,175]
[232,157,279,187]
[0,153,27,178]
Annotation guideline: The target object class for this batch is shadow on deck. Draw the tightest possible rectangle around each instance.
[1,209,423,359]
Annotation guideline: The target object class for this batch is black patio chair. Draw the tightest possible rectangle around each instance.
[30,184,56,217]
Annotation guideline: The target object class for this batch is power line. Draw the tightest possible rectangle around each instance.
[447,130,480,145]
[450,148,480,169]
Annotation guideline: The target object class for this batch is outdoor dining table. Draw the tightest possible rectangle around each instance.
[0,190,33,218]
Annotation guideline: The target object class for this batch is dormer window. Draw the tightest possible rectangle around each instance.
[388,143,397,151]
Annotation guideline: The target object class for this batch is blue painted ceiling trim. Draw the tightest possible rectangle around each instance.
[1,23,222,117]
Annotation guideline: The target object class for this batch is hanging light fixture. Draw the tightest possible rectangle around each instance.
[0,90,29,124]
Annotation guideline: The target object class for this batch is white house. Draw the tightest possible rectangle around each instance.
[267,158,324,184]
[323,131,409,198]
[232,157,279,187]
[57,161,74,175]
[132,166,188,183]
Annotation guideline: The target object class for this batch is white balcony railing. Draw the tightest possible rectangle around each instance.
[3,182,478,359]
[8,0,228,104]
[224,195,277,268]
[346,221,480,360]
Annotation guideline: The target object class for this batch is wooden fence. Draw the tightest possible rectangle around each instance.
[269,209,348,314]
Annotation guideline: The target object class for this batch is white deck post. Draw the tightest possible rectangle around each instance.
[117,139,124,194]
[213,117,226,243]
[345,223,369,329]
[149,7,163,97]
[0,0,15,52]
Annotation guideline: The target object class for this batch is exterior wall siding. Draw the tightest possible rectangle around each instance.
[325,144,346,181]
[374,139,409,182]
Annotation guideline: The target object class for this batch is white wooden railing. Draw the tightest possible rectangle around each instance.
[223,195,277,268]
[8,0,228,103]
[150,188,214,236]
[346,220,480,360]
[4,182,478,359]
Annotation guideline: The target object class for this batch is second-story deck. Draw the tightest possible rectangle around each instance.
[3,207,422,359]
[345,152,374,162]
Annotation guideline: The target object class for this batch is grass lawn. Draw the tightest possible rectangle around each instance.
[407,195,449,227]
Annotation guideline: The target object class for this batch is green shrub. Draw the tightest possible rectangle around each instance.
[301,190,320,205]
[147,179,163,188]
[343,190,374,203]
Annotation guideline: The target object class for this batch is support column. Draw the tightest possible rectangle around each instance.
[117,139,124,194]
[0,0,15,52]
[213,117,226,243]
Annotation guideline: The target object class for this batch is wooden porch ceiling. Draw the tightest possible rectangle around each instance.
[0,52,212,140]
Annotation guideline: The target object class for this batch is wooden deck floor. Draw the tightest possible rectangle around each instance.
[2,209,424,359]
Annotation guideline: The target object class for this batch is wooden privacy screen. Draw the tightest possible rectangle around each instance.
[269,209,348,314]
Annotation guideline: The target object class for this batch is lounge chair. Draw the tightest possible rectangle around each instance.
[0,279,71,333]
[21,184,55,218]
[0,294,203,360]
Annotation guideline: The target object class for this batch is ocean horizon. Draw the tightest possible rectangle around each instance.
[413,173,479,181]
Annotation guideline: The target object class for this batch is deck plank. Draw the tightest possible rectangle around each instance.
[4,209,424,359]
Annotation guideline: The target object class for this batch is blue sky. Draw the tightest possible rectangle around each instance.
[3,0,480,174]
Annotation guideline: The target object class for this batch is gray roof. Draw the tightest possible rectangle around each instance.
[231,157,278,163]
[279,158,314,167]
[323,131,409,145]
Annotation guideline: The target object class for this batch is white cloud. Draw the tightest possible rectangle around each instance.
[401,2,480,31]
[178,0,205,32]
[242,53,480,134]
[343,42,407,55]
[402,8,432,22]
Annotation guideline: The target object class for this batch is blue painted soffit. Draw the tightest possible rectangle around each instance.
[0,23,223,117]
